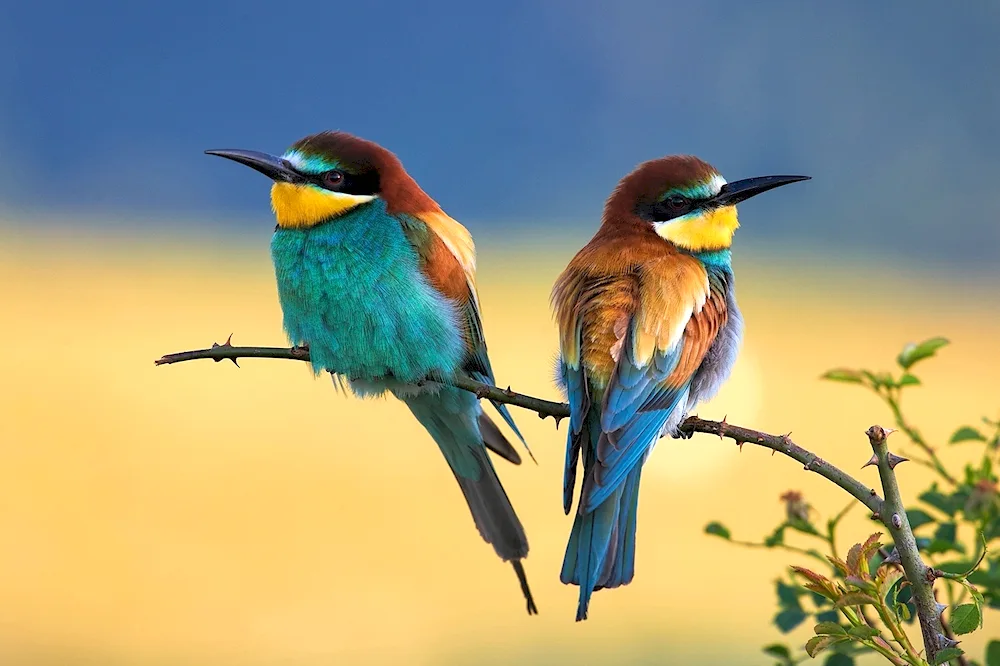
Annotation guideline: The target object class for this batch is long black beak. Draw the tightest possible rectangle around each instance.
[711,174,811,207]
[204,149,303,183]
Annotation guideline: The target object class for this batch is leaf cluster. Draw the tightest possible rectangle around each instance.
[708,338,999,665]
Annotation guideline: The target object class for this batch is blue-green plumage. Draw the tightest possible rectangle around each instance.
[271,199,464,385]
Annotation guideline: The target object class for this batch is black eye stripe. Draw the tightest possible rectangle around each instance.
[635,193,700,222]
[309,168,381,196]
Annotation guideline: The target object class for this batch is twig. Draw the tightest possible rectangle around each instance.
[884,393,957,486]
[727,537,829,564]
[865,425,945,663]
[155,340,887,518]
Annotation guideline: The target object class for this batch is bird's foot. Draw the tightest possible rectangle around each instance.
[669,413,695,439]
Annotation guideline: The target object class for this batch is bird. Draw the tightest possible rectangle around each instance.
[205,130,537,615]
[551,156,809,620]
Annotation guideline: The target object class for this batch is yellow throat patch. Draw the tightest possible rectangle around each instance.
[655,205,739,252]
[270,182,376,229]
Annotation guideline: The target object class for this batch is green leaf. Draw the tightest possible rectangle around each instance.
[951,426,986,444]
[787,517,821,536]
[906,508,936,530]
[933,647,966,665]
[950,603,982,635]
[845,575,877,594]
[824,654,855,666]
[936,522,958,544]
[834,592,876,608]
[766,524,787,547]
[814,621,847,636]
[806,635,842,658]
[927,540,965,556]
[776,580,801,609]
[774,607,807,633]
[983,516,1000,542]
[896,601,912,621]
[897,373,921,387]
[985,640,1000,666]
[822,369,866,384]
[970,585,986,609]
[897,336,950,369]
[927,522,965,555]
[816,610,840,623]
[846,625,879,639]
[763,643,791,660]
[920,489,961,517]
[704,521,731,540]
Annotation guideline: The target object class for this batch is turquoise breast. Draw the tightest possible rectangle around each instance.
[270,199,464,384]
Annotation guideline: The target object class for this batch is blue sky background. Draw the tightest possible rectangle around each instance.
[2,1,998,266]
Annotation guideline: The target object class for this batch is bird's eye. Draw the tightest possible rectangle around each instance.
[666,195,687,210]
[321,170,345,189]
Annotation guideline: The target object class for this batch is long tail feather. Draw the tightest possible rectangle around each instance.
[404,387,536,615]
[561,415,643,621]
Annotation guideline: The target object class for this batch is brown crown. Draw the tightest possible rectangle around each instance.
[605,155,720,220]
[291,131,441,215]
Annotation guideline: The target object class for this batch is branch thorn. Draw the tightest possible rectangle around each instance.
[862,453,878,469]
[937,634,959,650]
[886,452,909,469]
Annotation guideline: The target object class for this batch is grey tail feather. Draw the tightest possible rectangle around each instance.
[479,412,521,465]
[512,560,539,615]
[451,446,536,615]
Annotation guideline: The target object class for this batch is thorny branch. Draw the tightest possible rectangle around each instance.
[155,339,954,660]
[155,339,885,512]
[865,425,947,663]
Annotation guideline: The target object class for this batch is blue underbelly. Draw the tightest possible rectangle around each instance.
[269,203,464,383]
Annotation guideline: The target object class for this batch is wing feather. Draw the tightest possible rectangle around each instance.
[404,211,529,457]
[569,256,728,513]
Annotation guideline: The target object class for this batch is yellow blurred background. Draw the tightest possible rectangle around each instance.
[1,223,997,665]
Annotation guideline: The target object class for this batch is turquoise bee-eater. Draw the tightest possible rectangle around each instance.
[551,156,808,620]
[206,131,537,614]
